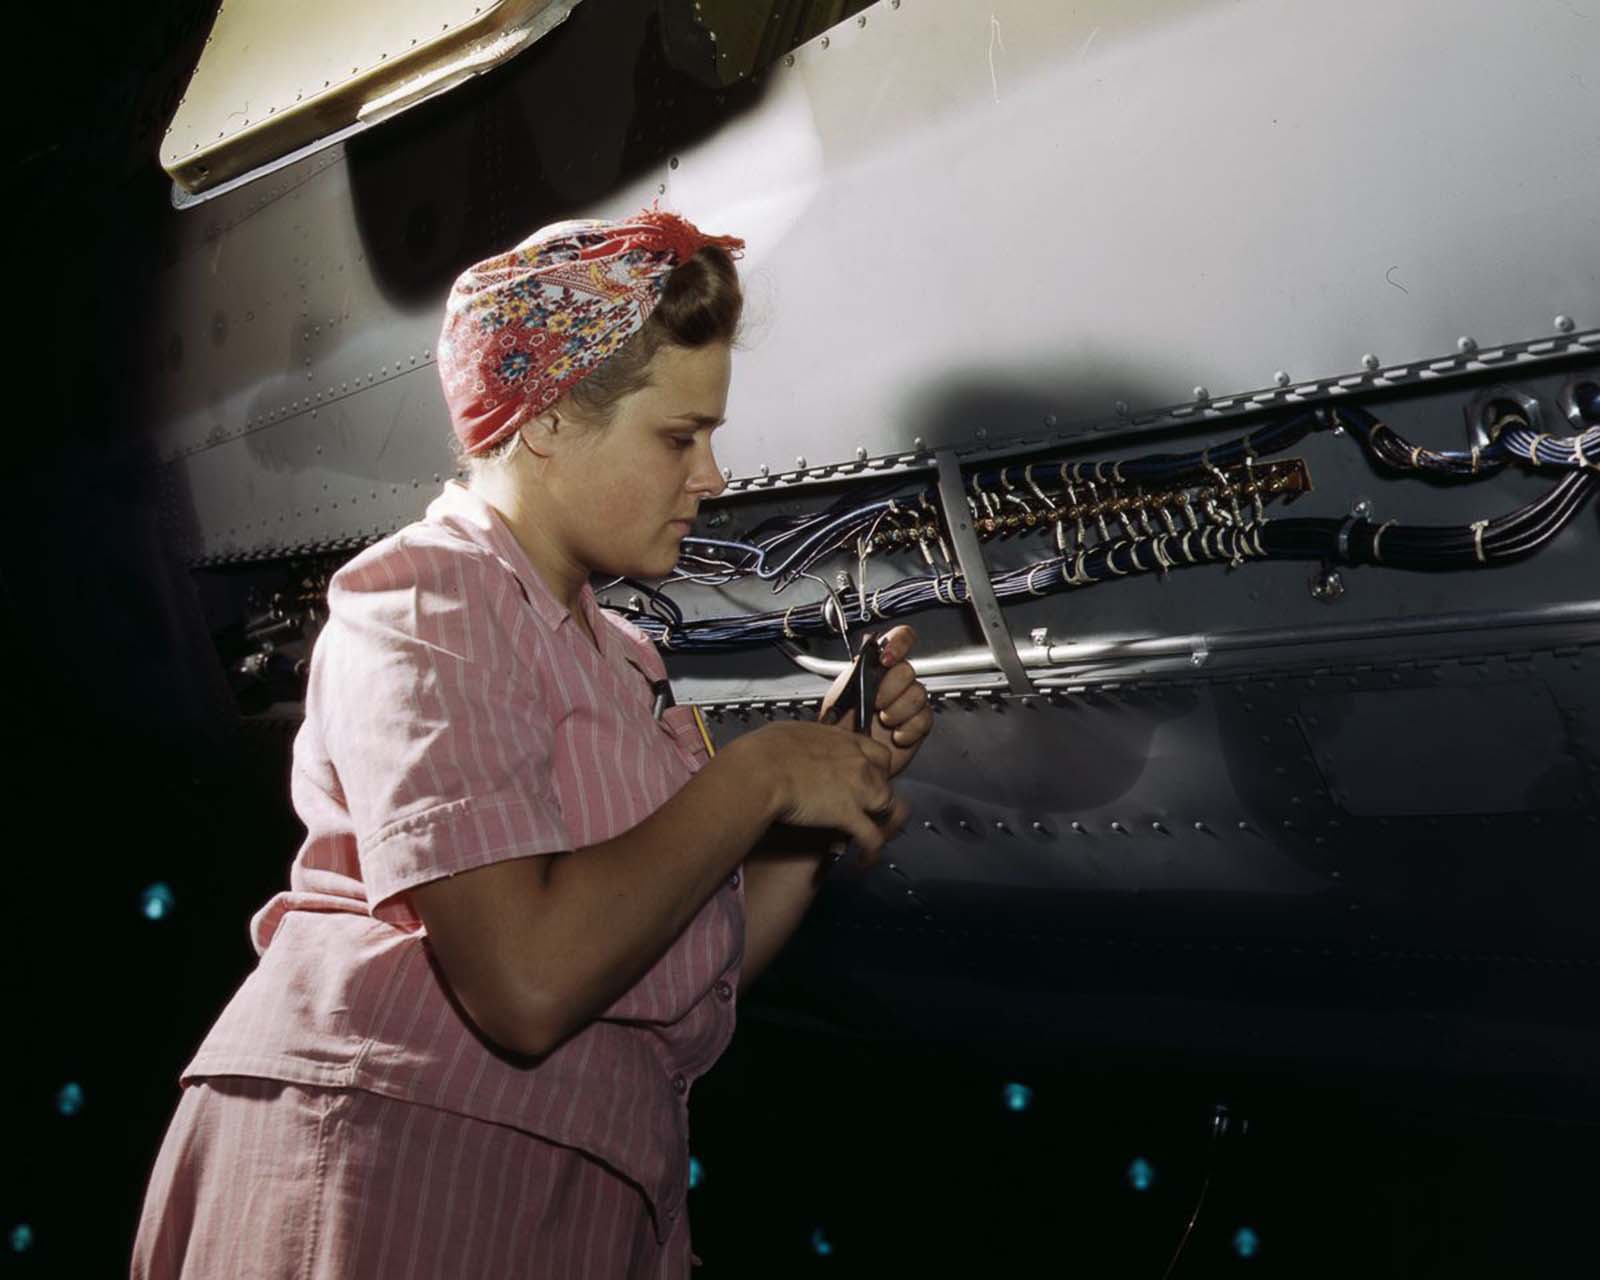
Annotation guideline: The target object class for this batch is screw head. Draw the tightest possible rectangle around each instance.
[721,466,733,480]
[1351,497,1374,519]
[1310,568,1345,602]
[855,446,868,462]
[795,456,807,469]
[1362,352,1381,371]
[1274,370,1291,387]
[1193,386,1210,402]
[1114,400,1130,415]
[1555,315,1575,333]
[1458,336,1478,354]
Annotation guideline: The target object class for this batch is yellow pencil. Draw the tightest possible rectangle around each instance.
[690,704,716,757]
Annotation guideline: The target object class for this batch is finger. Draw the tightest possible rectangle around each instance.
[877,681,928,729]
[888,705,934,748]
[873,661,916,711]
[842,811,887,859]
[856,735,893,773]
[876,625,917,666]
[877,797,910,837]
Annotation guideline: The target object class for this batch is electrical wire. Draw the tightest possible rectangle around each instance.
[618,399,1598,652]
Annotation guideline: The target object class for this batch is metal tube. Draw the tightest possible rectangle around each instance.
[777,600,1600,680]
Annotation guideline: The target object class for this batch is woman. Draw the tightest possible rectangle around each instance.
[131,207,933,1278]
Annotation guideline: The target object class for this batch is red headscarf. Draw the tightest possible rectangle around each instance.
[437,207,745,456]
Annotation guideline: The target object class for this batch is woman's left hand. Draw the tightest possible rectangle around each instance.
[820,624,932,778]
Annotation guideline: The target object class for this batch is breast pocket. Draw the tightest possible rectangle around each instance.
[658,704,710,774]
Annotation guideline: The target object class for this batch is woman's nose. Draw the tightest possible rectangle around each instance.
[689,439,728,499]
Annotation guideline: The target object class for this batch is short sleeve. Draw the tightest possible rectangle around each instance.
[317,535,571,927]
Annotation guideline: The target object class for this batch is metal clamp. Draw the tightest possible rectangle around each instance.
[934,449,1034,694]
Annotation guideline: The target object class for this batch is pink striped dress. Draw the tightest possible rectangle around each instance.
[132,480,743,1278]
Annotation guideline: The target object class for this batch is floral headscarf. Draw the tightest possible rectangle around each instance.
[437,207,745,456]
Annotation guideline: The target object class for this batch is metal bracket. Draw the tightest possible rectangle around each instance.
[934,449,1034,694]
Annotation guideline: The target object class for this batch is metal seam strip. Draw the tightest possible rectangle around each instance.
[934,448,1033,694]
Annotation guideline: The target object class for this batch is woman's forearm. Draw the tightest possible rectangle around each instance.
[739,831,834,992]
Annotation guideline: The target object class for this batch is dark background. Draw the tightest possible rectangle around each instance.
[4,3,1597,1277]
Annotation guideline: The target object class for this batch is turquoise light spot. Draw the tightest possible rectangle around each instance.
[688,1156,704,1190]
[810,1227,833,1257]
[1002,1082,1033,1112]
[10,1225,33,1253]
[1233,1226,1260,1259]
[142,883,176,921]
[1126,1157,1154,1191]
[56,1082,85,1116]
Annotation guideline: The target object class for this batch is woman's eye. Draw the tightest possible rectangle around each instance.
[669,436,695,450]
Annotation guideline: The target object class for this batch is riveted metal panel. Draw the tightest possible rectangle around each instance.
[650,0,1599,483]
[150,0,1597,564]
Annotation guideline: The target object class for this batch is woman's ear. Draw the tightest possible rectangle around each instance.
[520,410,560,458]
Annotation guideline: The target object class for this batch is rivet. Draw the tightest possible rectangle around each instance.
[785,54,795,66]
[1193,821,1211,834]
[1044,413,1057,427]
[1071,821,1086,835]
[821,36,830,48]
[975,426,988,440]
[855,446,868,462]
[858,13,867,24]
[1114,400,1129,415]
[669,156,680,169]
[1110,820,1128,834]
[795,456,807,469]
[1152,821,1170,836]
[1350,497,1373,520]
[758,464,770,477]
[1555,315,1575,333]
[913,436,926,451]
[994,820,1010,834]
[1458,336,1478,354]
[1361,353,1381,371]
[1032,822,1047,834]
[1274,370,1291,387]
[721,467,733,480]
[922,820,936,832]
[1193,386,1210,402]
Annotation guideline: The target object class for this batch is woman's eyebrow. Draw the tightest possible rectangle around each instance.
[671,413,725,426]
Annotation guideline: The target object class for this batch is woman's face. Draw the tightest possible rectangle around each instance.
[546,341,732,579]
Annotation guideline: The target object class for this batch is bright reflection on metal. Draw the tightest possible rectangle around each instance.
[688,1156,704,1190]
[1002,1081,1034,1112]
[56,1083,84,1117]
[1233,1226,1261,1258]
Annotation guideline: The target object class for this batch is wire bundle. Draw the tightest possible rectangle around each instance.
[618,399,1598,653]
[1339,404,1600,478]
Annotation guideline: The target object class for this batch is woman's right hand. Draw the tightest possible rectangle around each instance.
[734,721,908,860]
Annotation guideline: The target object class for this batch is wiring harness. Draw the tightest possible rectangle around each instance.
[620,401,1599,652]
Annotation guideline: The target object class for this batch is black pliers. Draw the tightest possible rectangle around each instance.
[813,632,890,884]
[819,630,886,736]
